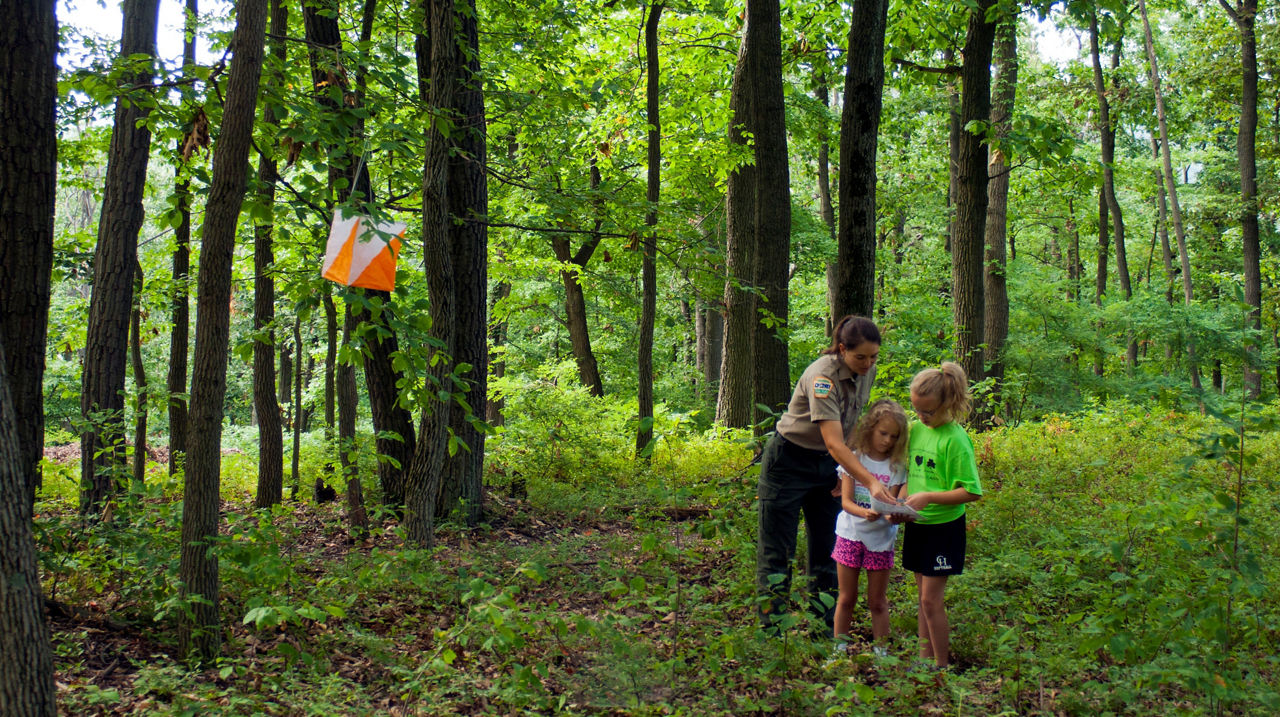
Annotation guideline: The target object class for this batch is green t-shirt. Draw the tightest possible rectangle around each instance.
[906,420,983,524]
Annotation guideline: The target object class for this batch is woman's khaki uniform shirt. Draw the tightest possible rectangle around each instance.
[774,354,875,451]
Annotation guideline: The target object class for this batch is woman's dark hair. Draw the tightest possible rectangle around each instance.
[824,315,881,354]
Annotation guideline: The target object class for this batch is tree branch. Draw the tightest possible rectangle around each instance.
[892,57,961,75]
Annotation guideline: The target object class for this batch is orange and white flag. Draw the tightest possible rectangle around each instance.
[321,211,406,291]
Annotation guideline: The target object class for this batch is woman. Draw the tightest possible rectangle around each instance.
[756,315,892,630]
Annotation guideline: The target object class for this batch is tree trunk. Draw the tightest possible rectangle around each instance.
[129,262,147,486]
[487,275,511,427]
[1067,199,1081,303]
[1094,190,1108,378]
[1151,136,1175,306]
[0,336,55,716]
[951,0,996,387]
[1089,9,1135,367]
[834,0,887,320]
[177,0,268,661]
[320,288,337,500]
[551,170,605,399]
[436,0,489,524]
[252,0,286,510]
[167,0,197,479]
[815,78,836,330]
[357,290,414,510]
[637,3,662,457]
[748,0,791,427]
[338,305,367,535]
[1220,0,1260,398]
[983,15,1016,421]
[1138,0,1201,391]
[80,0,161,514]
[717,25,756,428]
[0,0,57,509]
[291,315,303,499]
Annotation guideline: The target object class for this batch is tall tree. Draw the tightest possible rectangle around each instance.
[834,0,888,320]
[1138,0,1201,390]
[0,337,55,716]
[1219,0,1261,398]
[637,3,662,457]
[1088,6,1135,367]
[129,262,148,484]
[168,0,198,478]
[177,0,269,660]
[80,0,161,514]
[252,0,286,510]
[405,0,489,539]
[551,159,605,398]
[0,0,58,507]
[716,24,757,429]
[748,0,792,422]
[435,0,489,523]
[0,0,57,710]
[984,12,1016,415]
[951,0,997,386]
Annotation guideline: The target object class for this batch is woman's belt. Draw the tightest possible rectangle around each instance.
[777,434,828,459]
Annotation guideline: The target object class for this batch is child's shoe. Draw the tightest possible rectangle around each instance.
[822,642,849,668]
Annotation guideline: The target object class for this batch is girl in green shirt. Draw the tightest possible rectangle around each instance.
[901,362,983,669]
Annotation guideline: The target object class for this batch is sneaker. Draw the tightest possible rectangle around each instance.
[822,642,850,668]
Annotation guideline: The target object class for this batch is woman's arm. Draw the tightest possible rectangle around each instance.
[819,420,893,503]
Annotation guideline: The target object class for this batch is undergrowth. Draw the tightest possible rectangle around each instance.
[36,400,1280,715]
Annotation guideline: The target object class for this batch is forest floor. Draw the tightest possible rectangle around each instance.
[39,408,1280,714]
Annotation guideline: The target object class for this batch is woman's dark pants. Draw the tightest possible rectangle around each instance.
[755,434,841,631]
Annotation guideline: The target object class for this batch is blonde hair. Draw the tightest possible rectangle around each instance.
[852,399,910,471]
[910,361,972,424]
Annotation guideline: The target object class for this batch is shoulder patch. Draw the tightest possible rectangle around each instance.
[812,376,833,398]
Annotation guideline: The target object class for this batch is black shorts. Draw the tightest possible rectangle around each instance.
[902,515,966,576]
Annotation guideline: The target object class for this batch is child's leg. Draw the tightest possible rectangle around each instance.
[865,568,891,641]
[833,563,860,640]
[916,573,951,667]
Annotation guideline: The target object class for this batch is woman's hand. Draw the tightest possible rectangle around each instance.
[868,481,895,504]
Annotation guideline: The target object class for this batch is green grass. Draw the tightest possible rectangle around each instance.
[38,405,1280,715]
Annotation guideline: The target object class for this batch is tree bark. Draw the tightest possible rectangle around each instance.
[405,0,493,541]
[167,0,197,479]
[252,0,286,510]
[0,336,55,716]
[486,273,511,427]
[983,16,1016,420]
[339,305,367,534]
[834,0,887,320]
[716,26,756,429]
[1138,0,1201,391]
[129,262,147,486]
[0,0,57,509]
[436,0,489,524]
[637,3,662,457]
[177,0,268,661]
[951,0,996,386]
[80,0,161,514]
[291,315,303,499]
[1220,0,1260,398]
[749,0,791,425]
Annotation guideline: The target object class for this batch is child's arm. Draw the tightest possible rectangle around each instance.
[903,486,981,511]
[840,471,879,521]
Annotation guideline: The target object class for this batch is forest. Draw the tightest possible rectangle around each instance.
[0,0,1277,713]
